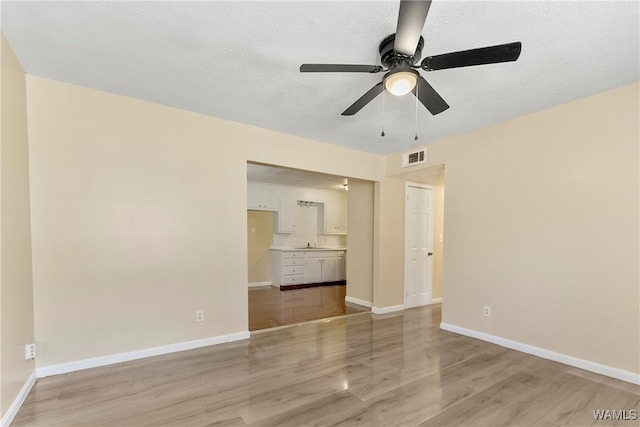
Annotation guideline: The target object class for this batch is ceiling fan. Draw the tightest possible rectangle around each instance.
[300,0,521,116]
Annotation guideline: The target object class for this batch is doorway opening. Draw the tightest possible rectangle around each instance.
[396,162,445,308]
[246,162,372,331]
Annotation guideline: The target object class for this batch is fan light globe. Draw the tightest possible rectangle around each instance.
[385,71,417,96]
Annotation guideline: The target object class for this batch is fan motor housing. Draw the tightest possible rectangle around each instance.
[379,34,424,69]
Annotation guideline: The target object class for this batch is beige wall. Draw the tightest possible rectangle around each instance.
[346,179,374,304]
[247,210,273,284]
[373,177,406,309]
[390,83,640,374]
[25,75,387,368]
[0,33,36,417]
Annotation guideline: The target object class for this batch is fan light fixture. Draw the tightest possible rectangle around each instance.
[384,69,418,96]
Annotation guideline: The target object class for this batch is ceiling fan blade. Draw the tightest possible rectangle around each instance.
[300,64,383,73]
[394,0,432,56]
[413,76,449,115]
[422,42,522,71]
[341,82,384,116]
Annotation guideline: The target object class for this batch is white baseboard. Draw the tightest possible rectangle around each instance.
[345,296,372,308]
[37,331,250,378]
[227,331,251,341]
[372,304,405,315]
[1,369,37,427]
[431,298,442,304]
[248,281,272,288]
[440,322,640,385]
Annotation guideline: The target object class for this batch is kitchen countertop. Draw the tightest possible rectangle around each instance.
[270,246,347,251]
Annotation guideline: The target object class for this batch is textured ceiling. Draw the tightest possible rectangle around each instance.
[1,1,638,156]
[248,163,348,191]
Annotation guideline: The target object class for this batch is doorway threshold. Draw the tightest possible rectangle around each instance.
[250,310,371,335]
[280,280,346,291]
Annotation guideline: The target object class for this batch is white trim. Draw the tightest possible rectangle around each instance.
[227,331,251,341]
[406,182,434,190]
[36,331,250,378]
[372,304,405,314]
[248,281,272,288]
[345,296,373,308]
[431,298,442,304]
[1,369,37,427]
[440,322,640,385]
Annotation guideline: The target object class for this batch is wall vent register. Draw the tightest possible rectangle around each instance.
[402,148,427,168]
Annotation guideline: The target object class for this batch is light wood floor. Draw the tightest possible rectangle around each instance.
[248,285,369,331]
[13,305,639,426]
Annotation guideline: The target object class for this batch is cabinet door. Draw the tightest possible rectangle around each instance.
[247,186,260,209]
[277,198,297,233]
[304,258,322,283]
[248,182,278,210]
[321,258,338,282]
[336,256,346,281]
[323,195,347,234]
[263,196,279,211]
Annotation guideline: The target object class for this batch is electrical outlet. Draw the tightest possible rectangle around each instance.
[483,305,491,317]
[25,343,36,360]
[196,310,204,322]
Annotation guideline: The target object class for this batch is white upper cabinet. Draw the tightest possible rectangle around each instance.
[320,191,347,235]
[248,181,347,235]
[275,198,297,233]
[247,182,278,211]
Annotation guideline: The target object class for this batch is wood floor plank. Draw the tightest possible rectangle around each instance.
[419,371,545,427]
[12,304,639,427]
[248,285,369,331]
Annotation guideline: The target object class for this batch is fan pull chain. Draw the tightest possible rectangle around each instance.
[381,90,386,137]
[414,83,419,141]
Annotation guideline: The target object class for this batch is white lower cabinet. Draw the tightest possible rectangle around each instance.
[271,249,346,287]
[271,251,305,286]
[305,256,337,283]
[304,257,322,283]
[322,257,338,282]
[337,251,346,281]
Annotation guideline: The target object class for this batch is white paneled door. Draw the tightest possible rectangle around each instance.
[404,184,434,308]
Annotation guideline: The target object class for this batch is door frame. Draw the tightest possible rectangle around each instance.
[404,182,435,308]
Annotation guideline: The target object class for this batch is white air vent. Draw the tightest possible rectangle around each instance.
[402,148,427,168]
